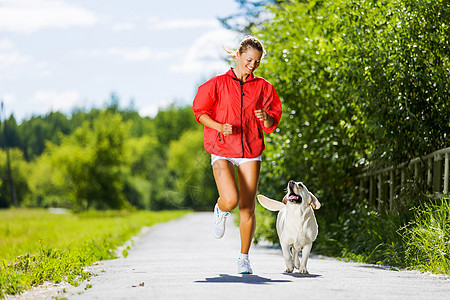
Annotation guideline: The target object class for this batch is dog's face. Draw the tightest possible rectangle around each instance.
[284,180,321,209]
[285,180,309,205]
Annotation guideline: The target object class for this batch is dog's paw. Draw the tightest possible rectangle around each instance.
[298,268,309,274]
[285,268,294,273]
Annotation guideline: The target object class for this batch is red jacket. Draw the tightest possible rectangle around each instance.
[193,68,282,158]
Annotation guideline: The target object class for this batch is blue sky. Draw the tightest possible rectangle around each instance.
[0,0,241,121]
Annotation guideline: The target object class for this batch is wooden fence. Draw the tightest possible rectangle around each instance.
[355,147,450,213]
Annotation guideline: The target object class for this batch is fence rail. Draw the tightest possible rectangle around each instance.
[355,147,450,213]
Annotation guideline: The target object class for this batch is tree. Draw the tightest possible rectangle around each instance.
[152,103,198,147]
[167,128,218,209]
[122,135,161,209]
[0,148,30,208]
[47,111,129,210]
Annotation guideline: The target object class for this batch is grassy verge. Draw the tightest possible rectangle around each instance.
[0,208,189,298]
[401,196,450,274]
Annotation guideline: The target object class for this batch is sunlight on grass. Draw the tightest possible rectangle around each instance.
[402,196,450,275]
[0,208,189,297]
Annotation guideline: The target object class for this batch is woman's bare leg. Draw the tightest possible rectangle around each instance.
[237,161,261,254]
[212,159,239,212]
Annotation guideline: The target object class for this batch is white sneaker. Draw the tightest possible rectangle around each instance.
[237,258,253,274]
[212,203,229,239]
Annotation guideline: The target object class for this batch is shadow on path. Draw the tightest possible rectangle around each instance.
[195,274,292,285]
[282,273,321,278]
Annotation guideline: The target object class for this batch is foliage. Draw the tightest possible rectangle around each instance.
[151,103,198,147]
[167,128,218,210]
[0,208,189,298]
[334,0,450,162]
[255,0,449,198]
[15,112,72,160]
[219,0,282,35]
[401,196,450,275]
[315,200,408,267]
[240,0,449,273]
[0,97,216,211]
[0,149,30,208]
[45,111,129,210]
[122,136,159,209]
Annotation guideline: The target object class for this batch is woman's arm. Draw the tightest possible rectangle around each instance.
[198,114,233,136]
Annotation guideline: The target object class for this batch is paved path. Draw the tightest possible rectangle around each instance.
[10,212,450,299]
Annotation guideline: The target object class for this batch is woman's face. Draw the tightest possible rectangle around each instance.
[236,47,263,76]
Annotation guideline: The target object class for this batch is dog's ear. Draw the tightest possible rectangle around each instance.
[257,195,285,211]
[309,192,321,210]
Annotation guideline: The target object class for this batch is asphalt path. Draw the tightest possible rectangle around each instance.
[8,212,450,300]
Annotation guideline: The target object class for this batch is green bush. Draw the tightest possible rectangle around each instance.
[247,0,449,274]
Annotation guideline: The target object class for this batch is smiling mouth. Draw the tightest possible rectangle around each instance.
[287,193,301,202]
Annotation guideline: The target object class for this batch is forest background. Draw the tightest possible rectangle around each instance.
[1,0,449,273]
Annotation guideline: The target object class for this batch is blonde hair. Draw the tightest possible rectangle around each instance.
[225,35,266,60]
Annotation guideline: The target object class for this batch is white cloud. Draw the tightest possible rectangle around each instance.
[30,90,82,113]
[148,16,220,30]
[107,47,157,62]
[0,38,50,80]
[112,22,136,32]
[139,98,174,118]
[0,38,31,78]
[170,29,238,74]
[0,49,30,70]
[0,38,14,51]
[0,0,97,33]
[77,46,183,62]
[110,15,143,32]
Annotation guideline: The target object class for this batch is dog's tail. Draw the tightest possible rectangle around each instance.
[257,195,285,211]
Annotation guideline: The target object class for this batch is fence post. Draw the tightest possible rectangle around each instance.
[427,158,433,191]
[359,178,364,200]
[355,147,450,212]
[433,154,442,194]
[414,162,420,181]
[369,175,375,207]
[444,153,449,194]
[378,174,385,212]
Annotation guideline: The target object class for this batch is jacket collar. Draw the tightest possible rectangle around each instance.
[226,68,256,83]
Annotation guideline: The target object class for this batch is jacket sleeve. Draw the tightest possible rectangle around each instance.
[262,83,282,133]
[192,77,216,123]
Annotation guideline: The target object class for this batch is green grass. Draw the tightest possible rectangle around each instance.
[0,208,189,298]
[402,196,450,275]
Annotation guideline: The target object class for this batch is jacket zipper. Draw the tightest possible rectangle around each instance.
[240,81,245,158]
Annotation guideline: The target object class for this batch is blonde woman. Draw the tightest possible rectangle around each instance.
[193,36,282,274]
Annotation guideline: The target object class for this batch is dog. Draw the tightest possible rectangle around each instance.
[257,180,321,274]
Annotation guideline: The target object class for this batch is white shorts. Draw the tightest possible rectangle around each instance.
[211,154,262,166]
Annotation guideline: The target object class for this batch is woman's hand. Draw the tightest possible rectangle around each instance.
[198,114,233,136]
[220,123,233,136]
[254,110,274,128]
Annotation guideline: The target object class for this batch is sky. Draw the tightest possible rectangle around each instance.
[0,0,241,122]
